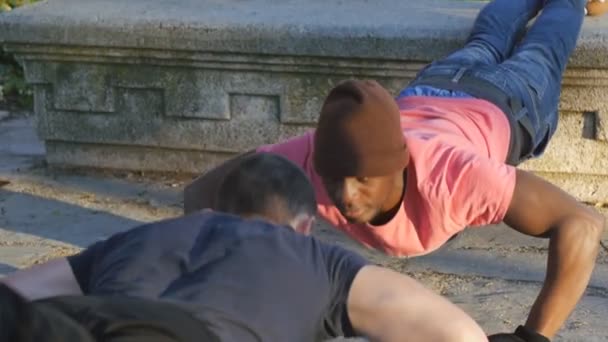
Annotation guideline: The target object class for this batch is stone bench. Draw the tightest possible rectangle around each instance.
[1,0,608,201]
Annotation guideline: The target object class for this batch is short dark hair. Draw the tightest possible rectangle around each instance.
[216,153,316,223]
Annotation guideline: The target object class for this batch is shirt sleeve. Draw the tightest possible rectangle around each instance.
[66,241,104,293]
[256,130,315,169]
[66,230,132,293]
[320,244,370,338]
[437,147,517,228]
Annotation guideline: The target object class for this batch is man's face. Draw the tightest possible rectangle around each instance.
[322,172,402,224]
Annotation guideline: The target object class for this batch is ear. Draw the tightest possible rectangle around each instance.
[293,216,315,235]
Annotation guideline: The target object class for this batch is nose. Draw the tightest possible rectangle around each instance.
[340,179,359,210]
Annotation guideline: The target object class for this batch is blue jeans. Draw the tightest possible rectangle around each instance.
[398,0,586,162]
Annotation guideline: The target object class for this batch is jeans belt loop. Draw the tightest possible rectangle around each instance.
[451,67,468,83]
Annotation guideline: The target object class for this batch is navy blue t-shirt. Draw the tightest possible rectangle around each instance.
[67,211,369,342]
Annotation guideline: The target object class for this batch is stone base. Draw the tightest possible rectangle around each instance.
[45,141,236,175]
[529,172,608,203]
[2,0,608,200]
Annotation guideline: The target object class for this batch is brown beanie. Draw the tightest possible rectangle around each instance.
[313,80,408,178]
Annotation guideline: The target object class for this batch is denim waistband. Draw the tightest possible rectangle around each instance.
[407,70,533,166]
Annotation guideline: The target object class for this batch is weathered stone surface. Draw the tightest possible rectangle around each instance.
[1,0,607,66]
[5,45,418,172]
[519,68,608,201]
[2,0,608,200]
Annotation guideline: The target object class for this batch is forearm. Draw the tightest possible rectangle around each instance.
[183,174,219,214]
[525,216,603,338]
[183,150,255,214]
[372,319,488,342]
[0,258,83,300]
[349,267,487,342]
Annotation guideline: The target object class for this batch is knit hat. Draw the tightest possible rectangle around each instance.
[313,80,408,178]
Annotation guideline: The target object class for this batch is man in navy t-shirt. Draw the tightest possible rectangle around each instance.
[66,210,367,341]
[1,153,487,342]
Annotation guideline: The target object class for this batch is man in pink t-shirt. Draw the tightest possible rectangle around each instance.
[185,0,605,340]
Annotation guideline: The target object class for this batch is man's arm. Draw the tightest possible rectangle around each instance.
[1,234,110,301]
[184,151,255,214]
[184,132,316,214]
[347,265,488,342]
[503,170,604,339]
[0,258,82,300]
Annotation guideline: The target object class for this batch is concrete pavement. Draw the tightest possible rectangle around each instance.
[0,114,607,341]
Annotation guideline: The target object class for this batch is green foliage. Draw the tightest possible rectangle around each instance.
[0,0,41,12]
[0,51,33,108]
[0,0,40,108]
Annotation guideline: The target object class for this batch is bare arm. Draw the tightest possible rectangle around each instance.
[184,151,255,214]
[347,265,488,342]
[504,170,604,338]
[1,258,82,301]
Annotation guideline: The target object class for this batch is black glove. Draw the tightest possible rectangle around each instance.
[513,325,551,342]
[488,333,525,342]
[488,325,550,342]
[488,325,551,342]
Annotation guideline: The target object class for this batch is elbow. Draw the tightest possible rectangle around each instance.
[372,322,488,342]
[590,209,605,241]
[404,319,488,342]
[577,206,604,245]
[588,209,605,256]
[451,328,488,342]
[359,301,489,342]
[560,206,605,255]
[441,317,489,342]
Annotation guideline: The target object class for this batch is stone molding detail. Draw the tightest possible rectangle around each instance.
[521,68,608,177]
[6,44,421,153]
[4,43,608,202]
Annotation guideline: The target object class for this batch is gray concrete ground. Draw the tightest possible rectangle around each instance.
[1,114,607,341]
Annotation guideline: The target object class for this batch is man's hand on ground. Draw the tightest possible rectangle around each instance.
[0,258,82,300]
[504,170,604,337]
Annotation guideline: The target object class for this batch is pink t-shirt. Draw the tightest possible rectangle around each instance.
[258,96,517,257]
